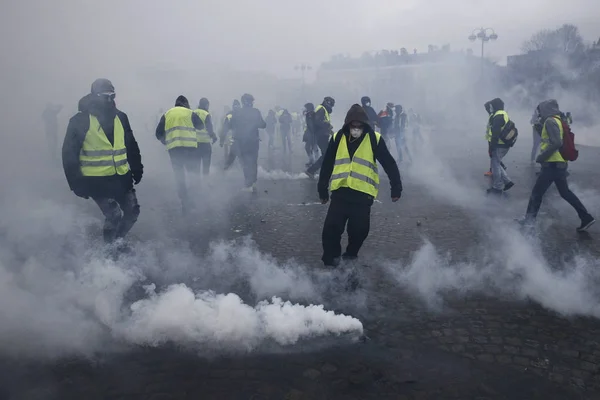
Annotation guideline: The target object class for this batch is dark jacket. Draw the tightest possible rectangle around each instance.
[303,110,316,143]
[62,94,143,199]
[378,108,394,136]
[393,107,407,133]
[279,111,293,133]
[265,112,277,134]
[313,103,333,137]
[363,105,379,128]
[536,99,564,164]
[230,106,266,143]
[318,104,402,205]
[484,98,510,149]
[155,107,204,144]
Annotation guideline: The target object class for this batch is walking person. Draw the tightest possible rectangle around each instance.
[156,95,205,214]
[193,97,218,176]
[265,110,277,151]
[279,109,293,155]
[62,79,143,250]
[318,104,402,267]
[302,102,318,166]
[305,96,335,178]
[518,100,594,231]
[484,98,514,195]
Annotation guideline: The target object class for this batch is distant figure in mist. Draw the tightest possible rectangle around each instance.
[279,109,293,155]
[219,100,240,162]
[156,95,205,214]
[42,103,62,161]
[518,99,595,232]
[302,102,318,166]
[407,108,423,146]
[318,104,402,269]
[62,79,143,249]
[193,97,218,176]
[227,93,266,193]
[392,104,411,164]
[265,109,277,150]
[360,96,379,130]
[484,98,514,195]
[305,96,336,178]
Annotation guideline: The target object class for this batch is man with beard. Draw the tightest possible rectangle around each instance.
[62,79,143,249]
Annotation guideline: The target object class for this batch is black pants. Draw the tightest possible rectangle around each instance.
[307,134,330,174]
[169,147,199,208]
[197,143,212,175]
[92,189,140,243]
[281,130,292,154]
[322,197,371,265]
[525,164,590,221]
[239,141,259,187]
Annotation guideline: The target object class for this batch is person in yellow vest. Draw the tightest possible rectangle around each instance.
[306,96,336,178]
[194,97,218,176]
[484,98,514,195]
[518,100,594,232]
[220,100,240,164]
[155,95,205,214]
[62,79,143,247]
[317,104,402,267]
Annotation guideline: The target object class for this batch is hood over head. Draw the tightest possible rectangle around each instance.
[198,97,209,111]
[175,95,190,108]
[304,102,314,112]
[484,98,504,115]
[78,93,116,116]
[342,104,371,130]
[537,99,561,120]
[361,96,371,106]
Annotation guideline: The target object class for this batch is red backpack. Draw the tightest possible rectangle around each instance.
[559,118,578,161]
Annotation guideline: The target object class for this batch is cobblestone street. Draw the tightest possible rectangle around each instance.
[2,138,600,399]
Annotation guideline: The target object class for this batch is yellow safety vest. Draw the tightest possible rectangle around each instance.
[80,115,129,177]
[485,110,509,145]
[164,107,198,150]
[193,108,211,143]
[330,131,381,198]
[315,105,330,123]
[540,116,565,163]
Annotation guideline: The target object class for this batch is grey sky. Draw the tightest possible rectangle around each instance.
[2,0,598,79]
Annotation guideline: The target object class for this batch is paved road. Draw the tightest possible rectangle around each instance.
[2,131,600,399]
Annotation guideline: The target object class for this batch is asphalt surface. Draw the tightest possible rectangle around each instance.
[2,130,600,400]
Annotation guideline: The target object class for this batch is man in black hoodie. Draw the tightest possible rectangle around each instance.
[318,104,402,267]
[519,99,594,232]
[156,95,205,213]
[361,96,379,129]
[229,93,266,192]
[306,96,335,178]
[302,102,317,166]
[62,79,143,245]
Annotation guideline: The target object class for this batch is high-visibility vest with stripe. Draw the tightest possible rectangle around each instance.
[540,116,565,163]
[164,107,198,150]
[330,131,381,198]
[485,110,509,145]
[315,105,330,123]
[80,115,129,177]
[193,109,211,143]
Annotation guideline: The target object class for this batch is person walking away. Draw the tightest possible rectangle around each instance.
[220,100,240,163]
[530,107,543,165]
[43,103,63,162]
[484,98,514,195]
[265,110,277,151]
[156,95,204,213]
[318,104,402,267]
[302,102,317,166]
[393,105,411,163]
[378,102,394,141]
[279,109,293,155]
[305,96,335,178]
[360,96,379,130]
[229,93,266,192]
[407,108,424,146]
[62,79,143,249]
[194,97,218,176]
[518,99,594,232]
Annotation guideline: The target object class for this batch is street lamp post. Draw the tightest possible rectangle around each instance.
[294,63,312,101]
[468,28,498,77]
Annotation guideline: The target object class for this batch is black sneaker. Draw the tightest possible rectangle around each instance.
[577,216,595,232]
[341,253,358,261]
[486,188,503,195]
[503,182,515,192]
[323,257,340,268]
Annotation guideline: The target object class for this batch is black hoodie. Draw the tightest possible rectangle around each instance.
[62,94,143,198]
[318,104,402,205]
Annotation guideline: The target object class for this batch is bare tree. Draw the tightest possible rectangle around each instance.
[521,24,585,53]
[400,47,408,56]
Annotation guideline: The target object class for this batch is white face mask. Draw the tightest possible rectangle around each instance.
[365,102,371,107]
[350,128,363,138]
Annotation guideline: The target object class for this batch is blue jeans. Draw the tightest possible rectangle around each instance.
[491,148,511,190]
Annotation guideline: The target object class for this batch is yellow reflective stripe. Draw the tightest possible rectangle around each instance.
[334,158,351,166]
[81,148,127,157]
[331,172,349,181]
[165,126,196,134]
[165,137,197,145]
[350,171,379,188]
[353,156,378,173]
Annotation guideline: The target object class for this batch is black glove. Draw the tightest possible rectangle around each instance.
[211,135,218,144]
[133,171,143,185]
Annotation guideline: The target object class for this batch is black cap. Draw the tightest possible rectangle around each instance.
[91,78,115,95]
[175,95,190,108]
